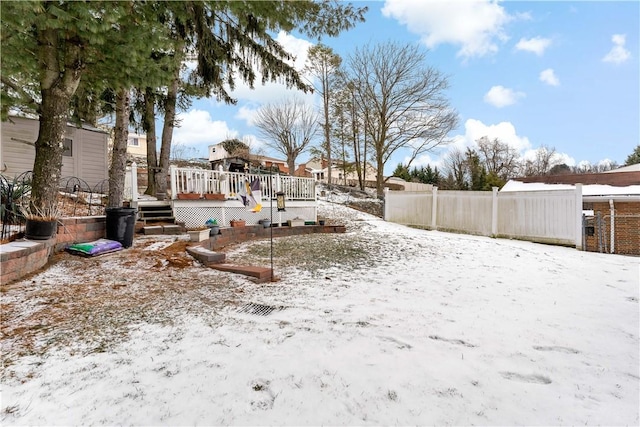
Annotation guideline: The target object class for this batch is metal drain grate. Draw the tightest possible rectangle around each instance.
[237,303,285,316]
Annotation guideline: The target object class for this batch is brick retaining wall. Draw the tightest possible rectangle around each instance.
[0,216,106,285]
[201,224,346,251]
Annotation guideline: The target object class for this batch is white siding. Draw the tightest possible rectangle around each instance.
[0,117,38,176]
[1,116,108,187]
[78,129,109,187]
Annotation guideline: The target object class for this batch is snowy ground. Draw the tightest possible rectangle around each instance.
[1,201,639,426]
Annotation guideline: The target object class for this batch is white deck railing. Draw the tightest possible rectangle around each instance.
[169,165,316,201]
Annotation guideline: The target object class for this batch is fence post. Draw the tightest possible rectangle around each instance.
[575,183,583,250]
[491,186,498,236]
[383,187,389,220]
[169,165,177,200]
[130,162,138,202]
[431,186,438,230]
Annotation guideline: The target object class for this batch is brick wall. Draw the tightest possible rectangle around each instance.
[585,201,639,255]
[202,224,346,251]
[1,216,106,285]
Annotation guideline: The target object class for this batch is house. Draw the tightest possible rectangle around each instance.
[127,132,148,158]
[208,141,288,174]
[0,115,109,188]
[295,157,378,187]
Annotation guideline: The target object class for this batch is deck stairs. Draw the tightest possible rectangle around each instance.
[137,201,175,225]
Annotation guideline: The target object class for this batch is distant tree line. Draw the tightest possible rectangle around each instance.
[392,137,632,191]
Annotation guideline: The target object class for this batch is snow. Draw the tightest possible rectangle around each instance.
[2,201,639,426]
[501,180,640,196]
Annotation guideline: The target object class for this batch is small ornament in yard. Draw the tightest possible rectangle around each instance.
[206,218,220,236]
[258,218,271,228]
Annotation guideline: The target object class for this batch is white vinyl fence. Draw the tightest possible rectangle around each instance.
[384,185,583,249]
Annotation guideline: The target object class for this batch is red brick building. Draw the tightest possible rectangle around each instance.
[583,197,640,255]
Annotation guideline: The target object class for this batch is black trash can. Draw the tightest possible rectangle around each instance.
[105,207,137,248]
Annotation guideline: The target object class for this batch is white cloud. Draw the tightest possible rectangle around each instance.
[173,110,238,147]
[598,158,615,169]
[228,31,314,103]
[458,119,531,153]
[553,152,576,167]
[602,34,631,64]
[483,85,526,108]
[515,36,552,56]
[521,148,576,167]
[235,104,260,126]
[382,0,513,59]
[539,68,560,86]
[402,153,442,170]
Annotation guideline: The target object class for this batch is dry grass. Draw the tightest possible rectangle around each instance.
[1,239,245,374]
[0,197,380,378]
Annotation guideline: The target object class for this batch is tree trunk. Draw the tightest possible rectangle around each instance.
[157,67,180,198]
[108,88,130,207]
[143,87,158,197]
[31,25,83,214]
[31,87,71,213]
[324,88,332,186]
[287,157,296,177]
[362,122,368,192]
[376,155,385,197]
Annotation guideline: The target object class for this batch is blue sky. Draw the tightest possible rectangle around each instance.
[171,0,639,175]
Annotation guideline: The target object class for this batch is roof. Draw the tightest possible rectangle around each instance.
[501,180,640,196]
[516,170,639,186]
[604,164,640,173]
[7,113,109,134]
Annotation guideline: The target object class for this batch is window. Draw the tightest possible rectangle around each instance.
[62,138,73,157]
[128,137,139,147]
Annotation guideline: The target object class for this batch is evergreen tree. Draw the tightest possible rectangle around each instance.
[392,163,412,182]
[1,1,368,210]
[624,145,640,165]
[466,148,487,191]
[1,2,162,212]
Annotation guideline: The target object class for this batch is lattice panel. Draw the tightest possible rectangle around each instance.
[175,206,224,229]
[174,205,317,228]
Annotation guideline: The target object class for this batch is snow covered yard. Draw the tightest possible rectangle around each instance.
[1,201,638,426]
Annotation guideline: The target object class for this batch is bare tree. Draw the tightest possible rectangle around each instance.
[305,44,342,185]
[347,41,458,195]
[442,147,468,190]
[476,136,520,181]
[253,98,320,174]
[522,145,558,176]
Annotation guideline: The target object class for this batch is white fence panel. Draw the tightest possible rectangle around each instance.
[383,186,581,249]
[497,190,577,245]
[437,190,494,235]
[384,191,433,227]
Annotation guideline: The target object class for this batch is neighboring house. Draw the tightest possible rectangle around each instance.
[0,115,109,188]
[208,141,288,174]
[127,133,148,158]
[503,180,640,255]
[295,157,378,187]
